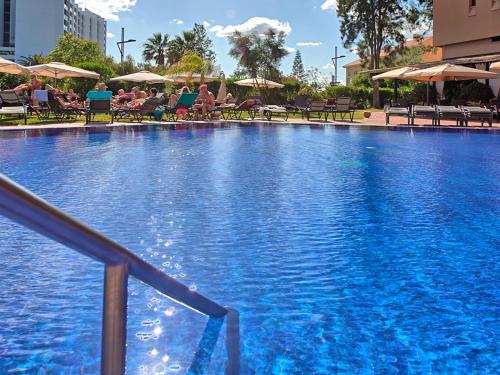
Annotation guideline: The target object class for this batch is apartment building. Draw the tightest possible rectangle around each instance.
[434,0,500,60]
[343,37,442,85]
[0,0,106,61]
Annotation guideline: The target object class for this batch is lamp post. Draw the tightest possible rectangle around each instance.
[331,46,346,86]
[116,28,136,64]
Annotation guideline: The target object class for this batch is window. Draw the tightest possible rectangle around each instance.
[469,0,477,15]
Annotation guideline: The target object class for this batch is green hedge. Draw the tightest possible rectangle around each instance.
[321,86,372,109]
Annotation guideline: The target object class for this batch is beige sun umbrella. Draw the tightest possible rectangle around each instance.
[404,63,499,82]
[28,62,100,80]
[0,57,30,75]
[490,62,500,72]
[110,71,173,84]
[372,67,420,103]
[372,67,419,81]
[216,72,227,103]
[235,78,284,89]
[164,73,218,83]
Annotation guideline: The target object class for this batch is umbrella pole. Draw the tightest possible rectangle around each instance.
[426,81,430,106]
[394,79,399,103]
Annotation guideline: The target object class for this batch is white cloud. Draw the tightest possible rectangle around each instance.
[209,17,292,38]
[75,0,137,21]
[171,19,184,25]
[322,63,335,69]
[106,32,115,38]
[203,21,211,27]
[297,42,323,47]
[321,0,337,11]
[285,46,296,53]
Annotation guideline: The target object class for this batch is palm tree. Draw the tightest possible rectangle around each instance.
[18,54,45,66]
[143,33,170,66]
[166,51,213,84]
[167,31,197,65]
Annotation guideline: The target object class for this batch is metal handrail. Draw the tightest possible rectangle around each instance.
[0,173,234,374]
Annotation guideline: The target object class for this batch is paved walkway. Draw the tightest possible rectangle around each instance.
[0,111,498,132]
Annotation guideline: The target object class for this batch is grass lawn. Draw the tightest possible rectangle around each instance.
[288,108,383,121]
[0,108,385,127]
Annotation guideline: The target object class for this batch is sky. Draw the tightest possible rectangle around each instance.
[76,0,356,83]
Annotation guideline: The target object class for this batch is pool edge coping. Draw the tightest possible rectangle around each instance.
[0,119,499,138]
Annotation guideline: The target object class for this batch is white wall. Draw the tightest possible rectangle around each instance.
[15,0,65,60]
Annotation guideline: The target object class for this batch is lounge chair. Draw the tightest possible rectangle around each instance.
[47,93,84,122]
[114,97,164,123]
[411,105,437,126]
[31,90,50,120]
[286,95,310,118]
[436,106,468,126]
[331,97,355,122]
[165,93,198,121]
[488,96,500,123]
[304,100,329,121]
[463,106,493,127]
[385,104,410,125]
[260,105,289,121]
[230,98,263,120]
[0,91,28,125]
[86,91,113,124]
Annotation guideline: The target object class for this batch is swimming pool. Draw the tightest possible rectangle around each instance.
[0,125,498,374]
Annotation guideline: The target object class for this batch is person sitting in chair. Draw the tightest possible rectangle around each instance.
[193,84,215,120]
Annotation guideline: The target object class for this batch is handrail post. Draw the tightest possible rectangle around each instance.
[226,309,240,375]
[101,263,128,375]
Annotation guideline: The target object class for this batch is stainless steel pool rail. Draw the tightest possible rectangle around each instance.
[0,173,236,374]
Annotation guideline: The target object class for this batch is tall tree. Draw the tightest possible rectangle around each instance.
[192,23,216,62]
[228,29,289,80]
[408,0,433,37]
[143,32,170,66]
[337,0,410,107]
[168,31,197,65]
[337,0,408,70]
[167,25,216,65]
[292,51,305,81]
[47,34,105,65]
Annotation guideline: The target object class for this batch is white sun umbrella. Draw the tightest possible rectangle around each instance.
[216,72,227,103]
[372,66,419,81]
[28,62,100,84]
[110,70,173,84]
[0,57,30,75]
[490,62,500,72]
[165,73,218,83]
[235,78,284,89]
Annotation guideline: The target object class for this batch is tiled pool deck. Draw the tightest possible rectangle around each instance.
[0,111,498,134]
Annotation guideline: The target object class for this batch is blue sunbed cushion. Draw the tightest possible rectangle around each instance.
[87,91,113,102]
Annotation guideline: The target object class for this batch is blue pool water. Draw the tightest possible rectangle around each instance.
[0,125,499,374]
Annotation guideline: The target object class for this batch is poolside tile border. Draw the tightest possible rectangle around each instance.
[0,120,498,139]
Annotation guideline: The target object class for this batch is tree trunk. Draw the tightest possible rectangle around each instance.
[373,80,380,109]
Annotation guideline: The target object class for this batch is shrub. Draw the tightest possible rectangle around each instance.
[0,73,28,90]
[67,62,115,96]
[298,85,323,100]
[322,85,372,108]
[458,81,494,103]
[379,87,395,106]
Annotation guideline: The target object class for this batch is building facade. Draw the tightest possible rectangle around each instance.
[0,0,106,61]
[343,37,442,85]
[434,0,500,60]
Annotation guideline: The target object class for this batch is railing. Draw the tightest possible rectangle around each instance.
[0,173,239,374]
